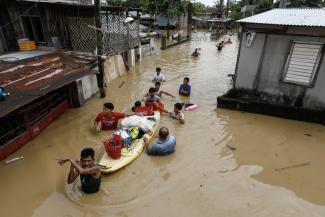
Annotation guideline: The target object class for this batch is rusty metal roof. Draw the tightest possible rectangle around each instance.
[0,52,97,117]
[238,8,325,27]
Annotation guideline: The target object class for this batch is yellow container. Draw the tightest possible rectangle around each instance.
[18,40,36,51]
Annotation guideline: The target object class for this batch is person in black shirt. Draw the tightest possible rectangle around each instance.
[58,148,101,194]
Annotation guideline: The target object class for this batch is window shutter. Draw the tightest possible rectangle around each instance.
[284,42,322,85]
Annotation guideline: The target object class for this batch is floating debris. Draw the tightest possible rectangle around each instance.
[226,144,236,151]
[275,162,310,171]
[5,156,24,164]
[119,81,125,88]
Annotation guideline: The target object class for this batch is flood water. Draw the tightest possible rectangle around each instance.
[1,33,325,217]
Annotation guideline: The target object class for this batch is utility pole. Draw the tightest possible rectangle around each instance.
[225,0,230,33]
[95,0,105,98]
[279,0,287,8]
[187,2,193,39]
[226,0,230,18]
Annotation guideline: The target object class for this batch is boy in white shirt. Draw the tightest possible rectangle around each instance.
[152,67,166,82]
[167,103,185,124]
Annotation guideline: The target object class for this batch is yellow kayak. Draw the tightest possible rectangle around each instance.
[99,111,160,173]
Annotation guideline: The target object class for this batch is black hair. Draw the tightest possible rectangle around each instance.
[158,127,169,139]
[103,102,114,110]
[149,87,156,93]
[132,101,141,112]
[184,77,190,82]
[156,67,161,72]
[135,101,141,107]
[245,32,252,39]
[174,103,183,110]
[155,81,161,86]
[81,148,95,159]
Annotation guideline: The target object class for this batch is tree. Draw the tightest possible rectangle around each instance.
[192,1,207,16]
[214,0,225,15]
[146,0,188,38]
[106,0,148,8]
[256,0,272,13]
[228,2,242,21]
[288,0,323,7]
[146,0,187,18]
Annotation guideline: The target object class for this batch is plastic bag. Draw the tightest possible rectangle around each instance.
[121,116,155,132]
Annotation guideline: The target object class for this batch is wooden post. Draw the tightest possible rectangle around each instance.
[95,0,105,98]
[187,2,192,39]
[161,35,166,49]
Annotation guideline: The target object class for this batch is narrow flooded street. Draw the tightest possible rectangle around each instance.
[1,34,325,217]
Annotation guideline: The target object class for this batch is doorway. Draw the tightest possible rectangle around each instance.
[22,16,45,43]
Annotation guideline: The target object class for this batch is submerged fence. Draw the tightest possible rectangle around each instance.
[67,14,139,55]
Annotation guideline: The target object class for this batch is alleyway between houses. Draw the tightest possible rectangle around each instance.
[1,34,325,217]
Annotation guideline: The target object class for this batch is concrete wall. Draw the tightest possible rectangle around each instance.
[73,74,98,107]
[304,56,325,108]
[257,34,325,107]
[128,48,135,67]
[235,31,325,109]
[235,33,266,89]
[80,74,98,101]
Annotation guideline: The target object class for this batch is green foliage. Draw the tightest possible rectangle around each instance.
[256,0,272,13]
[214,0,225,12]
[228,2,242,21]
[147,0,188,18]
[288,0,323,7]
[289,0,305,7]
[192,1,207,15]
[210,32,221,40]
[106,0,148,8]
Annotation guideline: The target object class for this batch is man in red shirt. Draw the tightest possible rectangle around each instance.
[94,102,135,131]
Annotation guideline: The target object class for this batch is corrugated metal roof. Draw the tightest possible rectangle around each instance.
[0,52,96,117]
[238,8,325,27]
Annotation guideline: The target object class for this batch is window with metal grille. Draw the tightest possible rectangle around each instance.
[283,42,323,86]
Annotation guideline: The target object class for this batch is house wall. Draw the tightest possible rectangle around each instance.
[73,74,99,107]
[304,56,325,108]
[235,30,325,109]
[235,33,266,89]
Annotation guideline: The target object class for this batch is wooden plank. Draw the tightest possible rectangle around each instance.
[293,48,319,53]
[294,43,321,49]
[287,70,312,77]
[289,61,316,67]
[290,55,317,62]
[292,50,319,57]
[285,74,310,83]
[287,67,313,74]
[288,63,314,71]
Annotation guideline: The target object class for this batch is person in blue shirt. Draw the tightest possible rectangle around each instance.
[143,127,176,156]
[179,77,191,96]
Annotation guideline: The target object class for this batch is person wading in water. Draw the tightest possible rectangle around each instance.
[58,148,101,194]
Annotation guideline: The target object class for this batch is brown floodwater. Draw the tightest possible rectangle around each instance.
[1,34,325,217]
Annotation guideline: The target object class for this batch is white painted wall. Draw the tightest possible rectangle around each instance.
[128,49,135,67]
[77,74,98,102]
[235,33,266,89]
